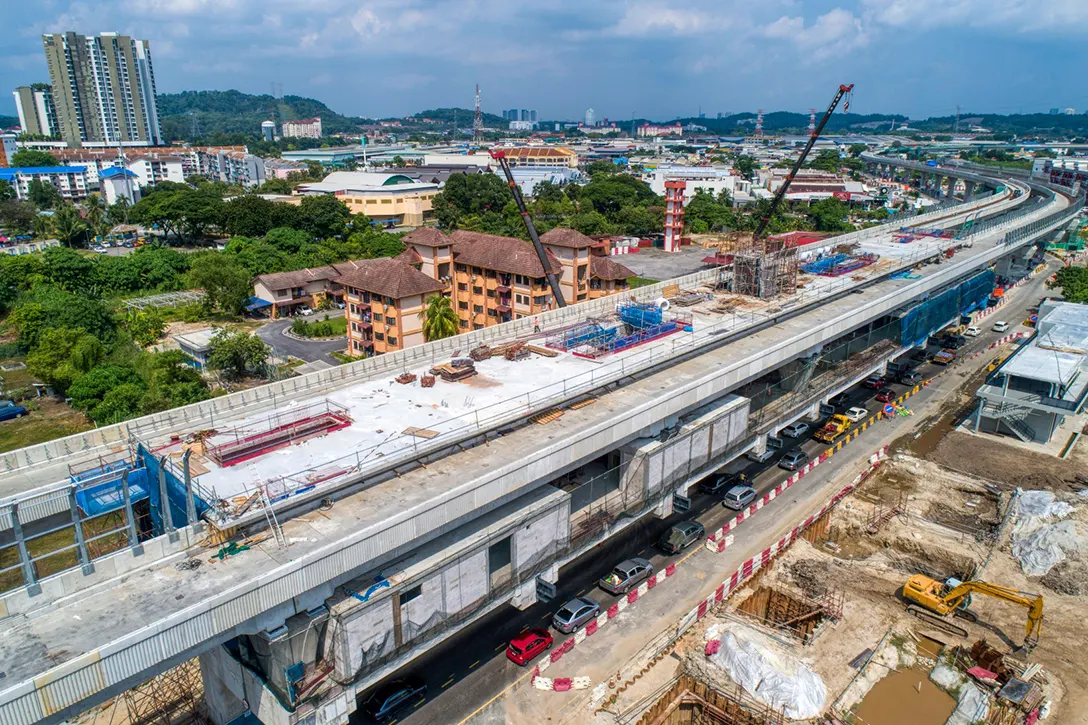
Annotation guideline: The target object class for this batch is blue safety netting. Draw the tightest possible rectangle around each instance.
[74,466,150,517]
[899,270,995,348]
[619,303,663,329]
[139,445,211,533]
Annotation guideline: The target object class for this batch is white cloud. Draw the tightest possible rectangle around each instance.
[862,0,1088,33]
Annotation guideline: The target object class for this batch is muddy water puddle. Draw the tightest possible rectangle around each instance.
[853,666,956,725]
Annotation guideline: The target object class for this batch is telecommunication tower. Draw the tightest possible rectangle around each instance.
[473,84,483,142]
[754,108,764,140]
[808,108,817,137]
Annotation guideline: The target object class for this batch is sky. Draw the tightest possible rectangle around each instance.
[2,0,1086,122]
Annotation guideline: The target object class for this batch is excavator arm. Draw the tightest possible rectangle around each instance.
[945,581,1044,645]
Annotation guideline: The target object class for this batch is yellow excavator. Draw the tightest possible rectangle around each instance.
[903,574,1044,648]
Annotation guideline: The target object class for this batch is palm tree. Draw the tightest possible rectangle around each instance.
[32,214,52,240]
[83,193,108,238]
[420,295,459,342]
[50,204,87,247]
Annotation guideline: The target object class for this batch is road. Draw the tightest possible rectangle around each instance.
[256,310,347,364]
[344,257,1051,725]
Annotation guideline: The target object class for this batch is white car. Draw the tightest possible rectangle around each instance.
[90,244,107,253]
[781,421,810,438]
[844,407,869,423]
[296,306,314,316]
[992,321,1009,332]
[964,325,981,337]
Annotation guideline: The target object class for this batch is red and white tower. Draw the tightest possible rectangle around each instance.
[808,108,817,137]
[663,180,686,253]
[754,109,764,140]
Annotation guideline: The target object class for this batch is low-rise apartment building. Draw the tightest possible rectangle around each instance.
[294,172,438,227]
[336,259,444,356]
[491,146,578,168]
[0,165,90,201]
[253,260,376,319]
[281,117,322,139]
[539,228,597,304]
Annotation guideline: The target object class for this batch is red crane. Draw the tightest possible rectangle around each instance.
[753,83,854,240]
[489,149,568,308]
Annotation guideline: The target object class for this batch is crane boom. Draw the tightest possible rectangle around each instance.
[489,150,568,308]
[753,83,854,241]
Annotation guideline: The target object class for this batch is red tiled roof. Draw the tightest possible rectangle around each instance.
[541,228,596,249]
[590,256,635,281]
[395,247,423,265]
[449,230,562,277]
[402,227,453,247]
[334,258,444,299]
[498,146,575,158]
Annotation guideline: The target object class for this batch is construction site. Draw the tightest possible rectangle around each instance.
[586,361,1088,725]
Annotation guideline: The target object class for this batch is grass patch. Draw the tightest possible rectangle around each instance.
[0,398,94,454]
[330,351,365,365]
[628,276,660,289]
[291,315,347,338]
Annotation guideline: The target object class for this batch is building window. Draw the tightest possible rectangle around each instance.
[458,301,468,310]
[472,286,482,295]
[486,289,495,298]
[386,315,396,326]
[375,332,385,341]
[487,309,497,317]
[533,296,546,305]
[577,293,587,301]
[401,584,422,604]
[515,275,529,286]
[456,264,467,273]
[460,320,469,328]
[515,294,529,305]
[473,305,483,314]
[472,266,482,275]
[388,336,397,346]
[486,270,497,278]
[458,282,467,292]
[473,323,483,330]
[374,313,383,322]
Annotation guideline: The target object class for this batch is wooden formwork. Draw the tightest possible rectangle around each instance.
[635,675,784,725]
[736,586,832,643]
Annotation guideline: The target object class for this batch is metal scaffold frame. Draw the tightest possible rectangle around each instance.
[731,237,799,299]
[120,658,208,725]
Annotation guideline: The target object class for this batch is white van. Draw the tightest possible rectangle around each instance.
[964,326,981,337]
[992,321,1009,333]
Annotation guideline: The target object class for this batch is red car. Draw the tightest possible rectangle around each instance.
[507,628,553,666]
[862,375,887,389]
[874,388,896,403]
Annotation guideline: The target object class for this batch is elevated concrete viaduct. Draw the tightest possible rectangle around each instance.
[0,160,1080,725]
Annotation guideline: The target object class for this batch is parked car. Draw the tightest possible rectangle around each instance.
[506,628,553,666]
[361,675,427,722]
[90,244,107,253]
[723,485,757,510]
[553,596,600,634]
[874,388,897,403]
[910,348,930,363]
[898,370,923,385]
[844,407,869,423]
[599,558,654,595]
[827,391,850,407]
[746,448,775,464]
[862,375,887,389]
[779,450,810,471]
[992,321,1010,332]
[942,334,967,349]
[700,472,742,495]
[781,421,810,439]
[658,520,706,554]
[296,305,314,316]
[0,401,28,422]
[964,325,981,337]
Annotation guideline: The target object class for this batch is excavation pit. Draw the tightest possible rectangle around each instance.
[735,586,842,644]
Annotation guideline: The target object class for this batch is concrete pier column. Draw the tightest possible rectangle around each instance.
[964,181,975,199]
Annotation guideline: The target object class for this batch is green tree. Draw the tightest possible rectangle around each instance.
[0,179,15,201]
[1049,266,1088,303]
[188,252,252,314]
[848,143,868,158]
[27,179,63,209]
[298,194,351,238]
[50,204,88,247]
[107,197,131,226]
[733,155,757,179]
[257,178,293,194]
[420,295,459,342]
[0,199,37,235]
[206,329,269,380]
[68,364,144,413]
[128,308,168,346]
[26,327,104,392]
[432,173,511,229]
[10,285,114,348]
[10,149,59,167]
[223,195,279,237]
[42,245,95,292]
[82,193,108,237]
[90,383,146,425]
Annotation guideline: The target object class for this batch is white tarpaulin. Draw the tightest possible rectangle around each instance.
[711,629,826,719]
[1011,489,1081,577]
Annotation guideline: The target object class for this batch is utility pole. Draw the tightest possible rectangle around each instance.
[473,84,483,143]
[954,105,961,135]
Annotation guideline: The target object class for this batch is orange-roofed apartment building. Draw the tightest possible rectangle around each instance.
[334,227,634,356]
[335,259,444,356]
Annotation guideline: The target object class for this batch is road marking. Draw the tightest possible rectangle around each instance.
[455,667,537,724]
[442,677,455,689]
[468,659,480,670]
[494,641,507,651]
[414,697,426,708]
[539,612,550,620]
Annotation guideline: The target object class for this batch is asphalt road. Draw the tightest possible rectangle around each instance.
[256,311,347,364]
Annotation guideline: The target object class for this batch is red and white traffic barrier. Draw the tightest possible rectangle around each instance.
[988,331,1029,349]
[530,562,681,691]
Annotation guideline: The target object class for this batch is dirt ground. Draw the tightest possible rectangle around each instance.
[658,445,1087,724]
[929,430,1088,493]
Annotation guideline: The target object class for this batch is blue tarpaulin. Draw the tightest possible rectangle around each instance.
[244,297,272,312]
[899,270,995,348]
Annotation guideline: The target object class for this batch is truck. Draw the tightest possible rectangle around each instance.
[931,348,957,366]
[814,414,853,443]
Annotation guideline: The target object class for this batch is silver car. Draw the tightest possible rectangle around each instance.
[598,557,654,595]
[723,485,757,510]
[552,596,600,634]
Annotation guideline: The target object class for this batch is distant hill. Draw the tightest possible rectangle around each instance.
[156,90,369,142]
[0,115,19,130]
[410,107,508,127]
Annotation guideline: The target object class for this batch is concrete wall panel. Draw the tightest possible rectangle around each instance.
[513,501,569,575]
[339,599,395,677]
[687,426,710,472]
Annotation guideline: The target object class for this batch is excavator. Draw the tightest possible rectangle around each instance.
[902,573,1044,649]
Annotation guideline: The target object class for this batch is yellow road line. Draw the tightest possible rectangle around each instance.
[468,659,481,670]
[442,677,455,688]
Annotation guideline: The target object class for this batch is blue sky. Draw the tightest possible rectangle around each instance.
[2,0,1085,122]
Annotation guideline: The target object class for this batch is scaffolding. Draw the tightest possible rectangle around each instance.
[732,237,799,299]
[633,674,785,725]
[121,658,208,725]
[204,399,353,468]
